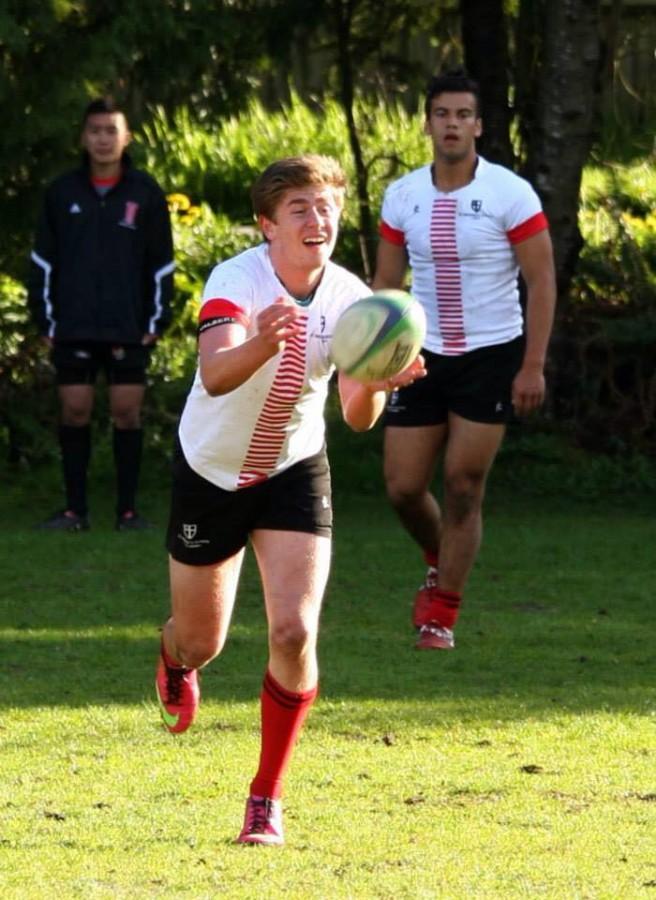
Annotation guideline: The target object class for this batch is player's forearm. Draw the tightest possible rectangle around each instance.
[522,279,557,372]
[200,336,278,396]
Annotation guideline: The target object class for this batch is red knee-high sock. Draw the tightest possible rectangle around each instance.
[250,670,318,800]
[429,588,462,629]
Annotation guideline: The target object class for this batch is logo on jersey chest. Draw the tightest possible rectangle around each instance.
[471,199,482,213]
[119,201,139,229]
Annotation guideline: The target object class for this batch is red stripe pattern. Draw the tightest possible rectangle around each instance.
[431,199,466,354]
[506,211,549,245]
[237,317,308,488]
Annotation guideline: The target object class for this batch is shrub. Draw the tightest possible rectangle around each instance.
[556,161,656,452]
[0,275,55,464]
[136,92,429,274]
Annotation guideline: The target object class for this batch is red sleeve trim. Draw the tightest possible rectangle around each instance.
[198,298,249,328]
[507,211,549,245]
[379,220,406,246]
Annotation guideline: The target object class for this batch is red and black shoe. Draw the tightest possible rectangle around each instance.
[155,645,199,734]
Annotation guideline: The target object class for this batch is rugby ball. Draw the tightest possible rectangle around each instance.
[330,290,426,383]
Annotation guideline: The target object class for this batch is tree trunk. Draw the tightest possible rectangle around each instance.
[331,0,375,281]
[460,0,514,168]
[519,0,603,299]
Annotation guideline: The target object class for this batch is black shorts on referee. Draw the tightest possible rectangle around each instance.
[166,441,333,566]
[52,341,152,386]
[383,335,524,427]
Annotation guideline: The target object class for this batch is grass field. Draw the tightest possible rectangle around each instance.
[1,436,655,899]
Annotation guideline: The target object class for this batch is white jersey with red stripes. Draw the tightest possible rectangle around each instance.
[379,156,548,355]
[178,243,369,491]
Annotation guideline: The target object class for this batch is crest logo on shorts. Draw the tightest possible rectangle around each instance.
[183,523,197,540]
[471,199,482,213]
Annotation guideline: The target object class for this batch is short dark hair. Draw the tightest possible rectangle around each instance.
[82,97,127,127]
[424,68,481,119]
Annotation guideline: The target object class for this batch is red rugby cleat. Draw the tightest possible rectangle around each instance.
[155,647,199,734]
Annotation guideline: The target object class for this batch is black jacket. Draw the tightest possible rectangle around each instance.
[28,157,175,343]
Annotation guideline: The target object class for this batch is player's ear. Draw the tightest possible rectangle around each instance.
[475,118,483,139]
[259,214,275,241]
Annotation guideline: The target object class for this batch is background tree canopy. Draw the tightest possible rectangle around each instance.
[1,0,655,460]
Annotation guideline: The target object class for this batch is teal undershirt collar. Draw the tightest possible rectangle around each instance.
[275,271,320,307]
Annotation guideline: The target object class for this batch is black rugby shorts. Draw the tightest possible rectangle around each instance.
[52,341,151,386]
[166,442,333,566]
[383,335,524,426]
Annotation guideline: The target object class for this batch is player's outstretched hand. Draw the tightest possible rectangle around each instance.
[256,296,304,352]
[365,355,427,393]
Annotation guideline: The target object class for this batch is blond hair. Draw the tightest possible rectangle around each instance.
[251,155,346,221]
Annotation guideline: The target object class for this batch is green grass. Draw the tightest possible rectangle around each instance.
[1,443,655,899]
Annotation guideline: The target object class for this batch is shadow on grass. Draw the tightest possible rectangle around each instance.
[1,457,654,719]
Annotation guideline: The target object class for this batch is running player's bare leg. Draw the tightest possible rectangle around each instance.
[383,416,504,647]
[439,413,505,593]
[235,529,330,844]
[383,423,448,558]
[252,529,331,691]
[156,551,245,734]
[163,549,245,669]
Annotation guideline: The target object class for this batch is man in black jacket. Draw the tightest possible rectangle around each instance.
[28,97,175,531]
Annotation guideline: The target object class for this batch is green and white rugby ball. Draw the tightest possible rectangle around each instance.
[330,289,426,383]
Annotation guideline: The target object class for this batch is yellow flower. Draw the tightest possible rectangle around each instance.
[167,193,191,212]
[180,206,201,225]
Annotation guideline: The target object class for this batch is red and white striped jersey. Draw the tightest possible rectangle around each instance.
[178,244,369,491]
[379,156,548,355]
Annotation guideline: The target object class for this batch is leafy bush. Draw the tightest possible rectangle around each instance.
[136,92,429,274]
[494,427,656,499]
[557,161,656,452]
[0,274,55,463]
[5,94,656,467]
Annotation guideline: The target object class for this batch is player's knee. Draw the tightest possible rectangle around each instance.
[444,470,485,521]
[385,478,422,512]
[269,618,313,660]
[175,634,222,669]
[111,409,141,429]
[61,408,91,427]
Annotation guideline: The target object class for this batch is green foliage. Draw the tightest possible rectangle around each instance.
[137,92,429,274]
[494,428,656,499]
[0,275,54,464]
[554,160,656,451]
[0,1,285,278]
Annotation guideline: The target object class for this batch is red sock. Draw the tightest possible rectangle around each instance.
[428,588,462,629]
[424,550,439,568]
[250,670,318,800]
